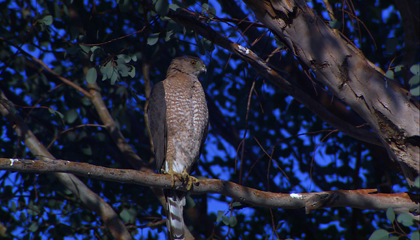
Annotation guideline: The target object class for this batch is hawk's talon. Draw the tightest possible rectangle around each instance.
[162,169,183,188]
[182,169,199,190]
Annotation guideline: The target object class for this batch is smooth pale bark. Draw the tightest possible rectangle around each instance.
[244,0,419,184]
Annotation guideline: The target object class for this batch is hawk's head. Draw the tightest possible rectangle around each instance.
[168,56,206,77]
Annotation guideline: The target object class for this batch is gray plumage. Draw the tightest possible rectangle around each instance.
[147,56,209,240]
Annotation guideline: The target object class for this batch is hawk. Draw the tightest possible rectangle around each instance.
[147,56,209,239]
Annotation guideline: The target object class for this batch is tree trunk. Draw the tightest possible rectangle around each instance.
[244,0,419,184]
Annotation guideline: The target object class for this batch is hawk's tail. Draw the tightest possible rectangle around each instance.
[166,189,186,240]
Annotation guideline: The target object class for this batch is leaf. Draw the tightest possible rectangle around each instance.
[185,195,196,209]
[394,64,404,72]
[81,145,92,156]
[119,209,130,222]
[410,85,419,97]
[329,20,342,29]
[147,33,160,46]
[385,70,394,79]
[410,64,420,75]
[128,66,136,78]
[110,70,119,85]
[42,15,53,25]
[117,60,129,77]
[29,222,39,232]
[411,231,419,240]
[229,216,237,227]
[368,229,389,240]
[86,67,97,83]
[131,55,137,62]
[231,202,242,208]
[414,176,420,188]
[408,75,420,85]
[386,37,398,54]
[155,0,169,16]
[79,44,91,54]
[216,210,224,222]
[397,213,414,227]
[117,54,132,63]
[11,201,16,212]
[386,208,395,223]
[65,109,78,124]
[221,215,229,225]
[276,221,285,230]
[118,0,130,12]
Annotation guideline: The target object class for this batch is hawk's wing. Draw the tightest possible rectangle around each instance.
[147,81,167,173]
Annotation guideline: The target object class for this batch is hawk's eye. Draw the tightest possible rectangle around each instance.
[190,60,197,65]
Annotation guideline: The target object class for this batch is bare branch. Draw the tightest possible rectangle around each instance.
[0,90,132,240]
[1,157,418,219]
[167,9,383,147]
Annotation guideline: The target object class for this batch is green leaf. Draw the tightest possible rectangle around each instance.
[414,176,420,188]
[386,208,395,223]
[165,30,173,42]
[329,20,342,29]
[216,210,224,222]
[120,209,130,222]
[386,37,398,54]
[409,75,420,85]
[147,33,160,46]
[276,221,285,230]
[29,222,39,232]
[385,70,394,79]
[397,213,414,227]
[394,64,404,72]
[110,70,119,85]
[86,67,97,83]
[368,229,389,240]
[11,201,16,212]
[207,6,216,19]
[411,231,419,240]
[128,66,136,78]
[221,215,229,225]
[231,202,242,208]
[42,15,53,25]
[117,60,129,77]
[81,145,92,156]
[131,55,137,62]
[155,0,169,16]
[185,195,196,209]
[65,109,78,124]
[118,0,130,12]
[410,85,419,97]
[229,216,237,227]
[79,44,91,54]
[410,64,420,75]
[117,54,132,63]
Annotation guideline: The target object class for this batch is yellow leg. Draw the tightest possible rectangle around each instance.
[182,169,199,190]
[162,161,183,188]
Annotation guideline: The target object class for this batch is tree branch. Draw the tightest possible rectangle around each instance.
[1,157,418,219]
[167,9,383,147]
[0,90,132,240]
[241,0,420,184]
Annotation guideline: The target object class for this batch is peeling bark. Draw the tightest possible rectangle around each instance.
[244,0,420,184]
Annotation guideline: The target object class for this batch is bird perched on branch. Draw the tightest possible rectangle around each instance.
[147,56,209,239]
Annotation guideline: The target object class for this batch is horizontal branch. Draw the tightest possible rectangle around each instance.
[1,158,418,219]
[167,10,383,147]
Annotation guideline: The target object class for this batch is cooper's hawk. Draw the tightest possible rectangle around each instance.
[147,56,209,240]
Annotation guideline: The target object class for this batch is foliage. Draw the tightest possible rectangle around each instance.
[0,0,419,239]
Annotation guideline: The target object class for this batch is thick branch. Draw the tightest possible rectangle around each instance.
[0,90,132,240]
[1,158,418,219]
[167,10,383,147]
[242,0,420,184]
